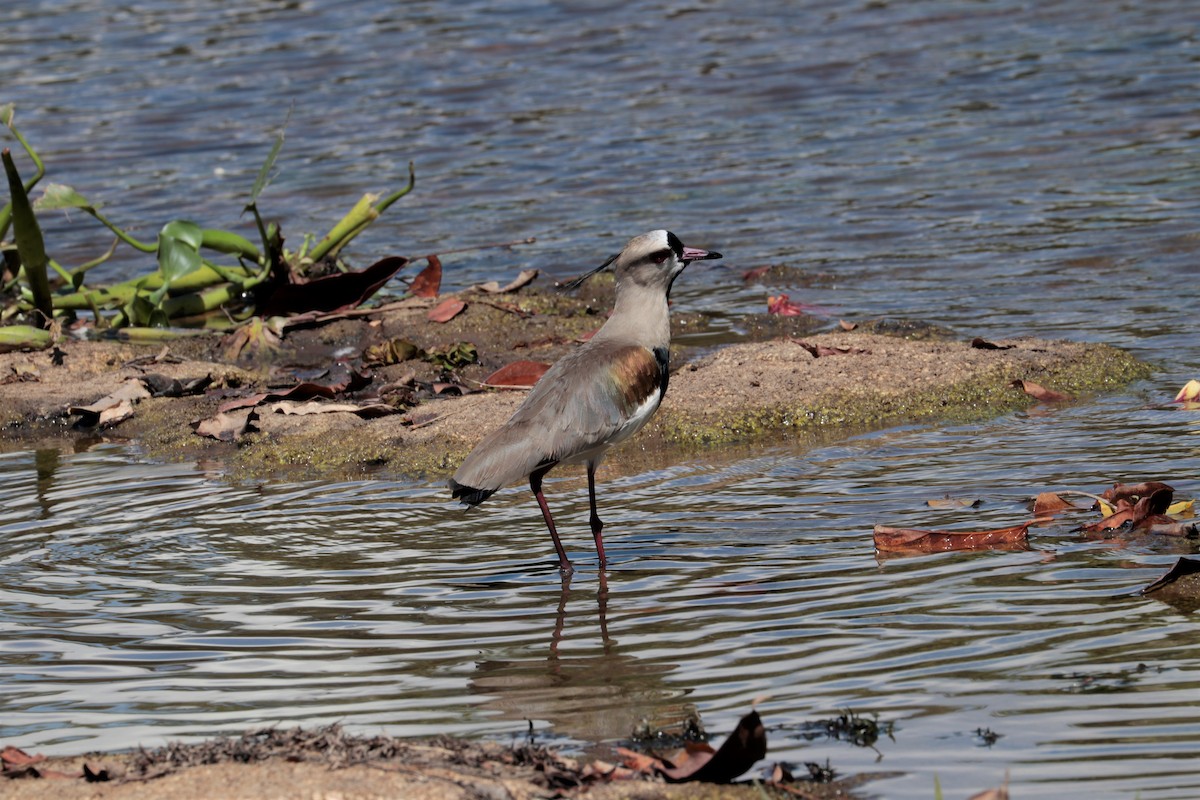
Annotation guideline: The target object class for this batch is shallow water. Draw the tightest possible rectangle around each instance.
[4,1,1200,798]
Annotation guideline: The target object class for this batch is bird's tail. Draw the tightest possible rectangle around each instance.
[448,478,495,507]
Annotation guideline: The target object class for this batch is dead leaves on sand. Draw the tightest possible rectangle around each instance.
[876,480,1197,556]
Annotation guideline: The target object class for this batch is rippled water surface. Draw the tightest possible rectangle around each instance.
[4,1,1200,798]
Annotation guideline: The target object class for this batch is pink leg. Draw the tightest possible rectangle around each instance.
[587,461,607,567]
[531,469,573,573]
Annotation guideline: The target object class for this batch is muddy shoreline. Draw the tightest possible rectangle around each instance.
[0,282,1153,482]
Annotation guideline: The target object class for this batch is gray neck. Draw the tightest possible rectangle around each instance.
[592,281,671,348]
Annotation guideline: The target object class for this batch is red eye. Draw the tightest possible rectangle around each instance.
[651,250,669,264]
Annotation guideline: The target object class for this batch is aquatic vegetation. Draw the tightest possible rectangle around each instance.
[1,103,415,339]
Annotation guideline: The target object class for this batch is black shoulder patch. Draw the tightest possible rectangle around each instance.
[653,346,670,397]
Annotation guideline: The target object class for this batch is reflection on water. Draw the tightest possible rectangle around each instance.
[4,0,1200,797]
[3,388,1200,800]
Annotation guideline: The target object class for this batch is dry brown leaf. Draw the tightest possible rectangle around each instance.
[927,496,982,509]
[267,400,398,418]
[191,408,257,442]
[428,298,466,323]
[1032,492,1079,514]
[838,319,857,331]
[68,379,151,427]
[874,519,1049,553]
[409,255,443,298]
[970,337,1013,350]
[617,710,766,784]
[472,268,538,294]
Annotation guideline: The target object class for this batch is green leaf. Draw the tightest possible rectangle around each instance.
[0,104,13,128]
[160,219,204,249]
[2,148,53,322]
[35,183,99,212]
[157,220,204,287]
[248,112,290,208]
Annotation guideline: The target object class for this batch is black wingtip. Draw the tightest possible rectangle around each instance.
[449,478,495,507]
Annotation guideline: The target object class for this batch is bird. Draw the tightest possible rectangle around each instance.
[449,230,722,573]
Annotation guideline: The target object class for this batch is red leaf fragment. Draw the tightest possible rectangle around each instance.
[873,519,1049,553]
[1012,379,1071,403]
[483,360,551,389]
[767,294,808,316]
[409,255,442,298]
[2,746,44,767]
[428,297,466,323]
[1079,485,1186,534]
[742,265,772,282]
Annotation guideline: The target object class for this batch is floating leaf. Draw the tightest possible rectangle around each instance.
[409,254,442,298]
[483,360,550,388]
[873,519,1048,554]
[927,496,982,509]
[742,265,773,282]
[428,297,466,323]
[1012,379,1070,403]
[1033,492,1079,514]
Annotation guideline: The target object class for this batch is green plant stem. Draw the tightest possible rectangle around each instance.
[0,324,51,352]
[0,117,46,238]
[2,148,53,322]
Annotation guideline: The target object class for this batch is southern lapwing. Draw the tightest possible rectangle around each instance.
[449,230,722,573]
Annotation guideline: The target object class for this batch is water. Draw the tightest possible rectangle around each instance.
[3,1,1200,798]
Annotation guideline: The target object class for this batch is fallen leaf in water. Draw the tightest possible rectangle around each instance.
[191,408,257,441]
[617,710,766,784]
[408,254,442,298]
[873,519,1048,553]
[767,294,808,316]
[483,360,551,388]
[256,256,409,317]
[1174,379,1200,404]
[472,268,538,294]
[927,496,982,509]
[1033,492,1080,514]
[428,297,466,323]
[1079,484,1179,534]
[1012,379,1071,402]
[1098,497,1193,518]
[971,337,1014,350]
[742,265,773,282]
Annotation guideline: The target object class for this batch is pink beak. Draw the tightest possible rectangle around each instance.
[681,246,722,263]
